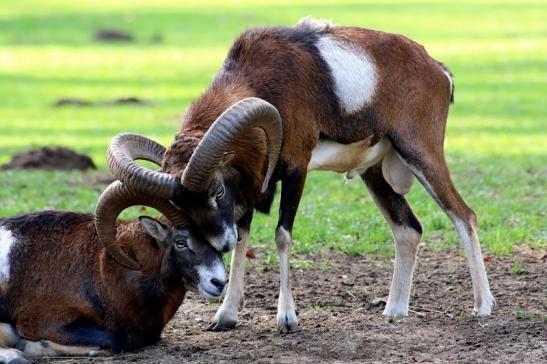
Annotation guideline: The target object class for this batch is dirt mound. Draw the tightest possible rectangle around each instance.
[1,147,96,171]
[95,29,134,42]
[104,97,151,106]
[37,248,546,363]
[52,97,151,107]
[52,98,93,107]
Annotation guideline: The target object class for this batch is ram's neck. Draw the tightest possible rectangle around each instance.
[182,77,255,134]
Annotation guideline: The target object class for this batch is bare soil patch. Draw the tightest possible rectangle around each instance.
[95,30,134,42]
[52,97,151,107]
[40,248,546,363]
[1,147,95,171]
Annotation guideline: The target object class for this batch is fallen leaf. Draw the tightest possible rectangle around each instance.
[246,249,256,259]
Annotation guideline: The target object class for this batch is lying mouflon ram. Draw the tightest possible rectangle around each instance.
[104,17,494,333]
[0,182,226,364]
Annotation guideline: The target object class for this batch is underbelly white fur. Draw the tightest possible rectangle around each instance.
[308,137,415,194]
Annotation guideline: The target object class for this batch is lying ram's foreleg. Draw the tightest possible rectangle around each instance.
[15,319,114,358]
[0,322,103,362]
[17,339,106,358]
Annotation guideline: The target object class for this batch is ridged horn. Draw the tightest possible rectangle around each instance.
[95,181,188,270]
[106,133,178,200]
[181,97,282,193]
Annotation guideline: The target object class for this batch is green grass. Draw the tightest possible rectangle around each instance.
[512,311,547,323]
[0,0,545,257]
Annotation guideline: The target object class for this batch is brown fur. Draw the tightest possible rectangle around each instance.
[163,23,452,204]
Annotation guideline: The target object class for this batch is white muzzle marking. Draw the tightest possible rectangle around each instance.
[197,259,227,299]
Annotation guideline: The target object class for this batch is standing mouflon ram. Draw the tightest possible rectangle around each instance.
[0,181,225,364]
[104,17,495,333]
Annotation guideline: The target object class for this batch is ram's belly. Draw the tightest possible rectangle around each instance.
[308,137,390,176]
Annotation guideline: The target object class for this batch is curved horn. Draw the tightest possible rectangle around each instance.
[107,133,178,200]
[181,97,282,193]
[95,181,188,270]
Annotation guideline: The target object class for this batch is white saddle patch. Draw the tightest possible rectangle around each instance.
[317,36,377,114]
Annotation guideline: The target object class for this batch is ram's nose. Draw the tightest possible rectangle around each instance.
[210,277,226,292]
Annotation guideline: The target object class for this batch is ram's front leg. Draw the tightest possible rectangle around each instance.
[276,167,307,334]
[209,210,254,331]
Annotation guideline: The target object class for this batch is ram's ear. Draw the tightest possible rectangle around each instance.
[219,151,235,167]
[139,216,171,247]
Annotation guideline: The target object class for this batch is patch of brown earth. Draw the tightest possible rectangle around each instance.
[1,147,96,171]
[95,30,134,42]
[52,97,151,107]
[39,248,546,363]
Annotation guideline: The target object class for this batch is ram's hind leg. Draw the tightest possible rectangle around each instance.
[362,164,422,316]
[390,127,495,316]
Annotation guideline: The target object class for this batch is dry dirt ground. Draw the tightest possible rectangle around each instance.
[39,248,545,364]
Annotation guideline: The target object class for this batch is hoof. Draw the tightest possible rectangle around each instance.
[207,319,237,332]
[207,311,238,331]
[383,307,409,317]
[473,295,496,317]
[277,310,299,334]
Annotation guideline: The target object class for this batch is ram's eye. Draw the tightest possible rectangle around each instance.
[175,240,187,250]
[216,185,225,200]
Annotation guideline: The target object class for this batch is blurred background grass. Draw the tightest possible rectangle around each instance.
[0,0,545,256]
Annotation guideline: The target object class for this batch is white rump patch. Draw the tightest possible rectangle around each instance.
[317,36,377,114]
[0,227,16,284]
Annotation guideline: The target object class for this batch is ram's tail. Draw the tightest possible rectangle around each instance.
[437,61,455,104]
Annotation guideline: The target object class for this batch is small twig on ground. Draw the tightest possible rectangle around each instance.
[410,306,454,319]
[408,308,427,317]
[43,357,114,362]
[185,303,206,314]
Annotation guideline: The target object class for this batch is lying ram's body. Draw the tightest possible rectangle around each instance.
[0,184,225,364]
[0,212,177,353]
